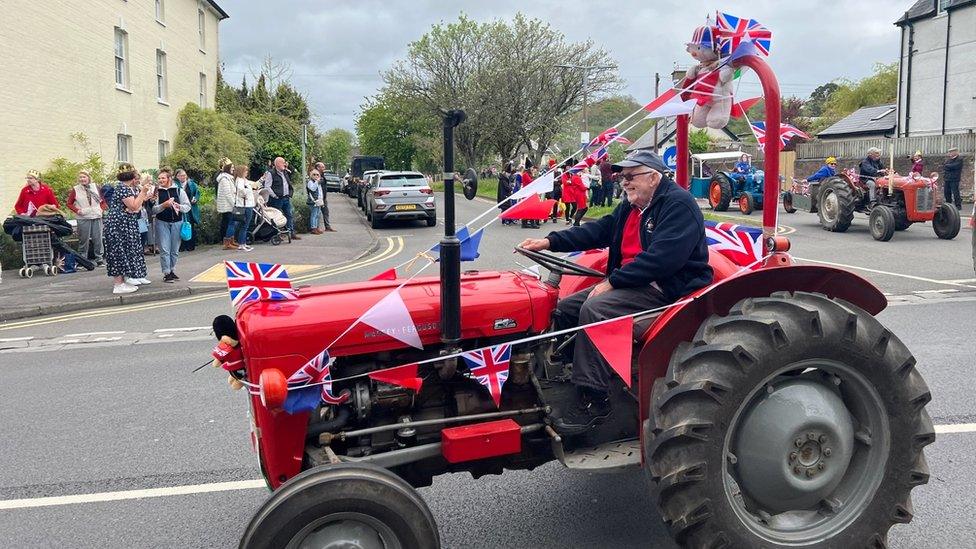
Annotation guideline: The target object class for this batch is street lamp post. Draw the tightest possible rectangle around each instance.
[555,64,613,143]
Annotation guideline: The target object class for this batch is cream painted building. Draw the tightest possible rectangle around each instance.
[0,0,228,214]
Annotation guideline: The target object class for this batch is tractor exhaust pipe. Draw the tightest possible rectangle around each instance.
[439,109,467,367]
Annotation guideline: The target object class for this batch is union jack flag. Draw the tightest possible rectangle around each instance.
[589,128,631,148]
[287,349,350,407]
[224,261,297,307]
[750,122,810,149]
[715,12,772,57]
[461,344,511,408]
[568,147,609,174]
[704,221,764,269]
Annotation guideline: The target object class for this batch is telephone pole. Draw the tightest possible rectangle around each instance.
[653,72,660,153]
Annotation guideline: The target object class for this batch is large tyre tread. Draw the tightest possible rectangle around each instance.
[819,177,856,232]
[646,291,933,548]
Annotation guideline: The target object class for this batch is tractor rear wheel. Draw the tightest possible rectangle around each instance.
[870,206,896,242]
[817,177,855,232]
[738,194,755,215]
[708,174,733,211]
[645,291,933,549]
[933,203,960,240]
[240,463,439,549]
[782,192,796,214]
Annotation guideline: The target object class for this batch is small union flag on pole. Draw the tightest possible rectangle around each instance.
[224,261,298,307]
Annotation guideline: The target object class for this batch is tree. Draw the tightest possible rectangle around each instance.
[823,63,898,122]
[356,96,416,170]
[689,129,710,154]
[165,103,253,183]
[318,128,354,173]
[804,82,840,117]
[273,83,311,125]
[215,67,242,113]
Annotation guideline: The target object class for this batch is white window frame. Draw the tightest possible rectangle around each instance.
[114,28,130,90]
[197,7,206,52]
[199,72,207,107]
[158,139,170,164]
[155,0,165,24]
[156,49,168,103]
[937,0,951,14]
[117,134,132,163]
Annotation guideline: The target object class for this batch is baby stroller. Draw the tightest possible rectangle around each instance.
[2,214,96,277]
[249,189,291,246]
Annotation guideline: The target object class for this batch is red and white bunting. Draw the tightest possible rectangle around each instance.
[583,316,635,387]
[360,289,423,349]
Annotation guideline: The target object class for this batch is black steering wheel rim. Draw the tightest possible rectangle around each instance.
[515,247,605,278]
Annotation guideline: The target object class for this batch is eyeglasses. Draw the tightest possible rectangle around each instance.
[620,170,657,182]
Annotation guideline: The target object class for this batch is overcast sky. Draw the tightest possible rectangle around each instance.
[217,0,907,134]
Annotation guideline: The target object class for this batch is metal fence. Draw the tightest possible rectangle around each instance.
[796,134,976,160]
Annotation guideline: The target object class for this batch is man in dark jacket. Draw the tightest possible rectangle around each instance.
[943,147,964,210]
[519,150,713,434]
[858,147,887,203]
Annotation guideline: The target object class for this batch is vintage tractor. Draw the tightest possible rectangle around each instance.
[707,168,767,215]
[783,168,961,242]
[218,56,933,549]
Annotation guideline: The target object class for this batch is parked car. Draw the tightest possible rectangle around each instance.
[322,172,344,193]
[356,170,384,210]
[364,171,437,228]
[348,155,385,198]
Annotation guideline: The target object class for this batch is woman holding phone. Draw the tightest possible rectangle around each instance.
[103,163,152,294]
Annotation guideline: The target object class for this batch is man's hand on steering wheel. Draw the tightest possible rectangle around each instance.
[519,237,550,251]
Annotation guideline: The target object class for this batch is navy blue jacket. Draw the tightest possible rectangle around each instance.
[545,177,713,302]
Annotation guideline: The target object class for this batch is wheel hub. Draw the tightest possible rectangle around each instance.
[732,378,854,514]
[822,192,838,221]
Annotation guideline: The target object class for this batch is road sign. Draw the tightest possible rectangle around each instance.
[662,145,677,170]
[580,132,590,148]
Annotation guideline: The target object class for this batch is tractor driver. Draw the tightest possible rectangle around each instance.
[733,153,753,181]
[519,150,714,435]
[859,147,888,202]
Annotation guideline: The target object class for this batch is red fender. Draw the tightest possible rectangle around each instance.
[636,264,886,433]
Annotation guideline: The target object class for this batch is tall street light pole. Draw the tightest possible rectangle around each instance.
[556,64,612,144]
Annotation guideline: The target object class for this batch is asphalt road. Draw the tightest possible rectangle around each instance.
[0,193,973,548]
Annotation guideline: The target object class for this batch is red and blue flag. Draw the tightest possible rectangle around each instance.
[461,344,511,408]
[224,261,297,307]
[284,349,350,414]
[750,122,810,148]
[589,128,631,148]
[715,12,772,57]
[704,221,764,268]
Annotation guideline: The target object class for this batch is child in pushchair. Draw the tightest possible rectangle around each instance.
[249,188,291,246]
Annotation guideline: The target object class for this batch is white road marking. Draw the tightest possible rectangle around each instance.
[153,327,210,333]
[794,257,976,290]
[0,480,266,510]
[63,331,125,337]
[913,289,959,294]
[0,422,973,509]
[944,278,976,284]
[0,337,34,343]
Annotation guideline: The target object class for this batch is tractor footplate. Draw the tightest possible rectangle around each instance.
[561,439,640,472]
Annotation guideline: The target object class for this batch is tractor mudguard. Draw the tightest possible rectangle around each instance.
[635,264,885,434]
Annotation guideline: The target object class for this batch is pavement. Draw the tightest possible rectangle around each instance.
[0,195,377,322]
[0,193,974,548]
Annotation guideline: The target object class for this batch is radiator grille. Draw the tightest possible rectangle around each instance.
[915,187,934,212]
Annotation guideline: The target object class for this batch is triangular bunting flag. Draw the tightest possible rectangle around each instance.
[368,363,423,392]
[584,316,634,387]
[460,344,511,408]
[499,197,557,221]
[644,98,697,119]
[370,268,397,281]
[643,88,679,112]
[430,226,485,261]
[359,289,424,349]
[730,97,761,119]
[508,171,555,202]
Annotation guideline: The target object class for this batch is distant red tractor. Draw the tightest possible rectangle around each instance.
[783,168,961,241]
[218,56,933,549]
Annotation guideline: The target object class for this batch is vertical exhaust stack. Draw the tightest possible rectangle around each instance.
[439,109,467,377]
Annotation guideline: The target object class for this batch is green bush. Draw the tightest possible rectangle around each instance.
[39,133,111,211]
[196,201,223,245]
[1,232,23,270]
[164,103,253,184]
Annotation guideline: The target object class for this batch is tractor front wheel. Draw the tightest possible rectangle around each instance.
[933,203,961,240]
[240,463,440,549]
[708,174,733,211]
[738,194,755,215]
[646,291,933,549]
[817,176,855,232]
[782,191,796,214]
[870,205,896,242]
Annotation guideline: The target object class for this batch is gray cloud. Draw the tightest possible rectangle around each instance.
[217,0,904,134]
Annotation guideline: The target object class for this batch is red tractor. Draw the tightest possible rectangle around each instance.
[783,168,961,242]
[217,56,933,548]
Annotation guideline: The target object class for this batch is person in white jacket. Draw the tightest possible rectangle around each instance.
[215,158,237,249]
[66,170,107,266]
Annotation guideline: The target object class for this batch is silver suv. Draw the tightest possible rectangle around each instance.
[365,171,436,229]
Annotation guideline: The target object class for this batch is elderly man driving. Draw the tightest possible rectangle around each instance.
[519,150,713,435]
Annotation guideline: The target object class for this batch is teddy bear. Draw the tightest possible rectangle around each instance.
[683,25,734,129]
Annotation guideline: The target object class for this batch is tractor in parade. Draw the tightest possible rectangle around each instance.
[707,167,768,215]
[783,167,961,242]
[208,17,933,549]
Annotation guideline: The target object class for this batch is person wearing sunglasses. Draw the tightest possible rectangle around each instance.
[518,150,712,435]
[804,156,838,183]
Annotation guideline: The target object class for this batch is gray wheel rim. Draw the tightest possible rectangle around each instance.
[722,359,890,544]
[872,212,885,236]
[286,511,403,549]
[821,191,838,223]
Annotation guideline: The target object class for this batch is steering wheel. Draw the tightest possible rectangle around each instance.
[515,247,605,278]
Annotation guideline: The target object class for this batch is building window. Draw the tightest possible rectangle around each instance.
[114,28,129,88]
[117,134,132,163]
[156,50,168,102]
[158,140,170,164]
[199,72,207,107]
[198,8,206,51]
[938,0,951,13]
[155,0,165,23]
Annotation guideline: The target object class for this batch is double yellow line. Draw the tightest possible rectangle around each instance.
[0,237,404,332]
